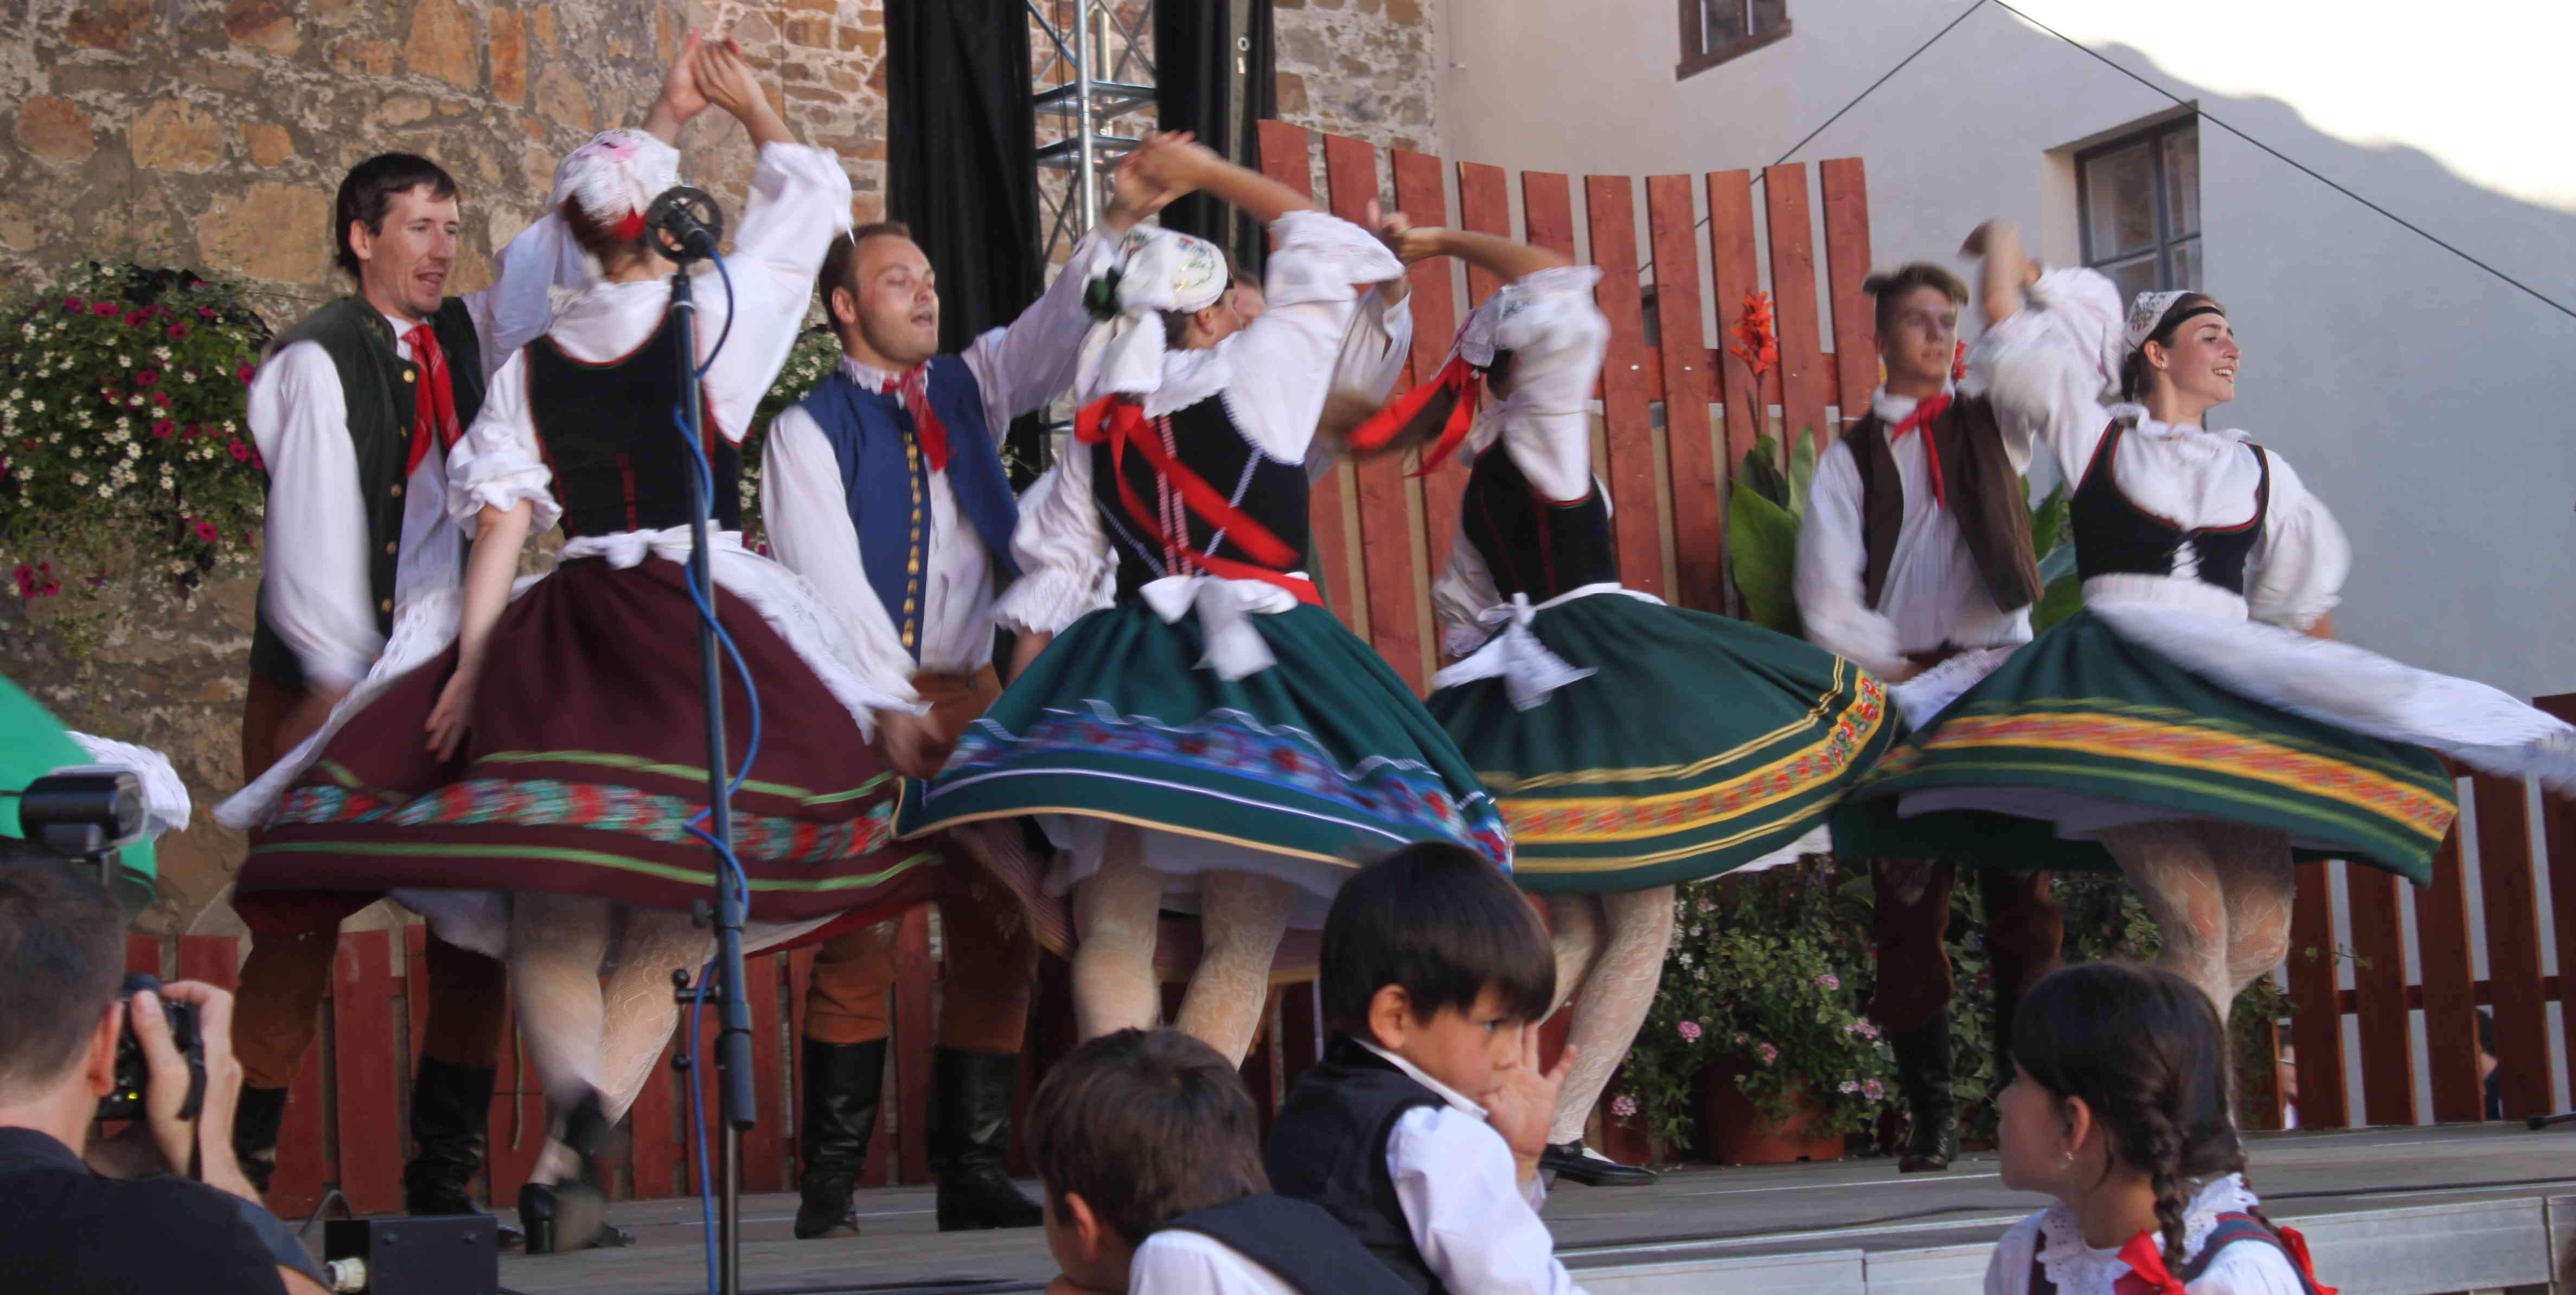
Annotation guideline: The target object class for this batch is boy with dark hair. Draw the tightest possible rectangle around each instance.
[1028,1028,1411,1295]
[1267,843,1586,1295]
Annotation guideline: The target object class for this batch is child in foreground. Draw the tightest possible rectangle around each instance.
[1029,1028,1415,1295]
[1987,960,2334,1295]
[1266,842,1587,1295]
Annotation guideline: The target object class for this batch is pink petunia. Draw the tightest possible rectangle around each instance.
[11,565,33,597]
[152,392,169,407]
[94,302,121,317]
[135,369,158,387]
[1863,1079,1885,1101]
[1813,973,1842,991]
[1677,1020,1703,1043]
[227,440,251,462]
[197,306,218,319]
[168,323,190,339]
[236,362,258,384]
[62,296,84,312]
[125,310,149,328]
[1755,1042,1779,1066]
[1609,1094,1639,1119]
[194,520,220,543]
[151,419,177,438]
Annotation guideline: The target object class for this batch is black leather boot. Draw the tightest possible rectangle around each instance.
[930,1049,1041,1232]
[793,1038,886,1240]
[1540,1139,1657,1187]
[519,1090,634,1255]
[232,1085,289,1197]
[401,1058,523,1247]
[1890,1022,1959,1172]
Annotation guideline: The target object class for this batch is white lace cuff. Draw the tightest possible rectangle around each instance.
[994,563,1115,636]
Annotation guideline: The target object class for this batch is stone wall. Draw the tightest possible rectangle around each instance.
[1,0,1442,935]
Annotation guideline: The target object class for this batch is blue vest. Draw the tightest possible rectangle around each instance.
[795,356,1022,660]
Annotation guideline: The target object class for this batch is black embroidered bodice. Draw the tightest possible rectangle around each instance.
[1458,443,1619,602]
[524,308,735,541]
[2069,419,2269,594]
[1090,396,1312,600]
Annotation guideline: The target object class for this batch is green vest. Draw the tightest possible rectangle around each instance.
[247,296,487,690]
[1,675,156,914]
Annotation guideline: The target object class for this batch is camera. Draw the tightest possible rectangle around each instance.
[99,971,204,1125]
[16,766,145,880]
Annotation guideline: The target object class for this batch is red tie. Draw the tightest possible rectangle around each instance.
[1887,392,1953,509]
[403,323,464,477]
[2111,1232,2189,1295]
[879,366,951,473]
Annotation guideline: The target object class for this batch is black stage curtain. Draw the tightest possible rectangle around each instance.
[1154,0,1277,275]
[887,0,1041,356]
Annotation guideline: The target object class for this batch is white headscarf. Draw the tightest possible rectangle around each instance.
[1079,225,1232,400]
[550,127,682,237]
[2121,289,2196,356]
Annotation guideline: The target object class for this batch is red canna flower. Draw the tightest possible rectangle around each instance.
[1729,290,1779,378]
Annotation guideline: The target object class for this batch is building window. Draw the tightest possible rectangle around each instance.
[2078,119,2201,303]
[1679,0,1789,80]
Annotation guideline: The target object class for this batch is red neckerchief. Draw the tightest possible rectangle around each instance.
[1887,390,1953,508]
[2113,1219,2336,1295]
[1344,351,1484,476]
[1073,394,1320,605]
[402,322,464,477]
[878,364,950,472]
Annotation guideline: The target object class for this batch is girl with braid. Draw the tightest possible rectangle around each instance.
[1987,961,2332,1295]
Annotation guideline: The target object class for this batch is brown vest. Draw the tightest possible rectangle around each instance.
[1845,393,2041,615]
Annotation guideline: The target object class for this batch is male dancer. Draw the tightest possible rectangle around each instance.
[231,43,703,1228]
[1792,262,2064,1171]
[759,145,1179,1238]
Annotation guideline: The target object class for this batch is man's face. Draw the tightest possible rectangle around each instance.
[351,184,461,323]
[838,234,941,367]
[1879,285,1960,391]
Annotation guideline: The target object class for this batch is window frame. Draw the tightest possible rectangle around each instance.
[2074,117,2201,294]
[1678,0,1792,81]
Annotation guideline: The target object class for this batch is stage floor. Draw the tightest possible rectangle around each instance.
[496,1122,2576,1294]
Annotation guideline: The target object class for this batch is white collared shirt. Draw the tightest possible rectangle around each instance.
[760,230,1114,677]
[1794,383,2038,678]
[1129,1230,1302,1295]
[1354,1040,1587,1295]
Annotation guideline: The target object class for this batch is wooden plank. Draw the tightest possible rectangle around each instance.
[1647,173,1724,613]
[1581,175,1666,598]
[2342,866,2418,1125]
[1762,164,1832,451]
[1394,149,1468,599]
[124,932,158,977]
[331,929,405,1214]
[738,953,790,1193]
[2414,808,2484,1123]
[402,925,429,1083]
[2284,868,2348,1127]
[1456,162,1512,307]
[1705,170,1764,471]
[1324,132,1427,693]
[1522,171,1576,262]
[626,1017,682,1200]
[1258,119,1358,630]
[174,934,238,989]
[892,907,935,1184]
[1817,158,1879,427]
[2538,694,2576,1112]
[2471,772,2556,1118]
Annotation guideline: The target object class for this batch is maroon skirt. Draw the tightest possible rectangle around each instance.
[236,555,944,933]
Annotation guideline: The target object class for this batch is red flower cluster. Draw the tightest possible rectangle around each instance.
[1951,338,1967,382]
[13,562,60,598]
[1730,290,1780,377]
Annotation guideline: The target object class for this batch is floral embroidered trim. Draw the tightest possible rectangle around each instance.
[269,777,898,863]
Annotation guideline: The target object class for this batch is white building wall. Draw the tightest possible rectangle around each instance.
[1437,0,2576,698]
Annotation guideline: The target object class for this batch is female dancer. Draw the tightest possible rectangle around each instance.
[1838,221,2575,1017]
[1349,222,1896,1183]
[906,134,1509,1066]
[221,41,939,1250]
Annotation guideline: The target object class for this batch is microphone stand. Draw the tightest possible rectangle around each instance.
[650,188,753,1295]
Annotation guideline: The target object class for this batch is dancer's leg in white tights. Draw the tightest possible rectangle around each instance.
[593,909,712,1123]
[1546,894,1601,1018]
[1071,826,1164,1041]
[2207,823,2296,1004]
[1175,871,1297,1066]
[508,893,610,1187]
[1546,887,1676,1147]
[2102,822,2295,1020]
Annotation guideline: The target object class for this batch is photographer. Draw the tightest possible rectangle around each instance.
[0,851,327,1294]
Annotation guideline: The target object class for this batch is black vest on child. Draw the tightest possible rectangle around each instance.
[1457,444,1620,602]
[522,308,734,540]
[1154,1193,1420,1295]
[1264,1037,1450,1294]
[2069,420,2269,595]
[248,296,486,690]
[1091,396,1312,600]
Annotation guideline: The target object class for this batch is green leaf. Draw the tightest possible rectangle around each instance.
[2026,480,2069,560]
[2031,569,2083,633]
[1786,427,1819,518]
[2037,541,2077,587]
[1740,433,1788,510]
[1727,480,1802,634]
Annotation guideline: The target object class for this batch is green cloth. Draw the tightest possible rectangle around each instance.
[1,675,157,909]
[1426,593,1895,893]
[909,601,1511,870]
[1830,609,2456,882]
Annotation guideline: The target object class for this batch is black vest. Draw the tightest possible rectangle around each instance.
[1845,393,2041,613]
[1457,444,1620,602]
[2069,420,2269,595]
[1265,1037,1450,1294]
[1092,396,1311,600]
[523,309,735,540]
[250,296,486,690]
[1154,1194,1421,1295]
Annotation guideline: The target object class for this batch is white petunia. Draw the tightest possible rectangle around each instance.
[71,471,88,486]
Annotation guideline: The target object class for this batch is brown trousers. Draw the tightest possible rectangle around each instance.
[231,674,511,1089]
[1868,857,2063,1052]
[803,666,1037,1053]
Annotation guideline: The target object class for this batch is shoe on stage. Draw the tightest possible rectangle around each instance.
[1541,1140,1657,1187]
[519,1091,637,1255]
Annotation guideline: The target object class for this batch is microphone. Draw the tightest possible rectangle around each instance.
[646,185,725,264]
